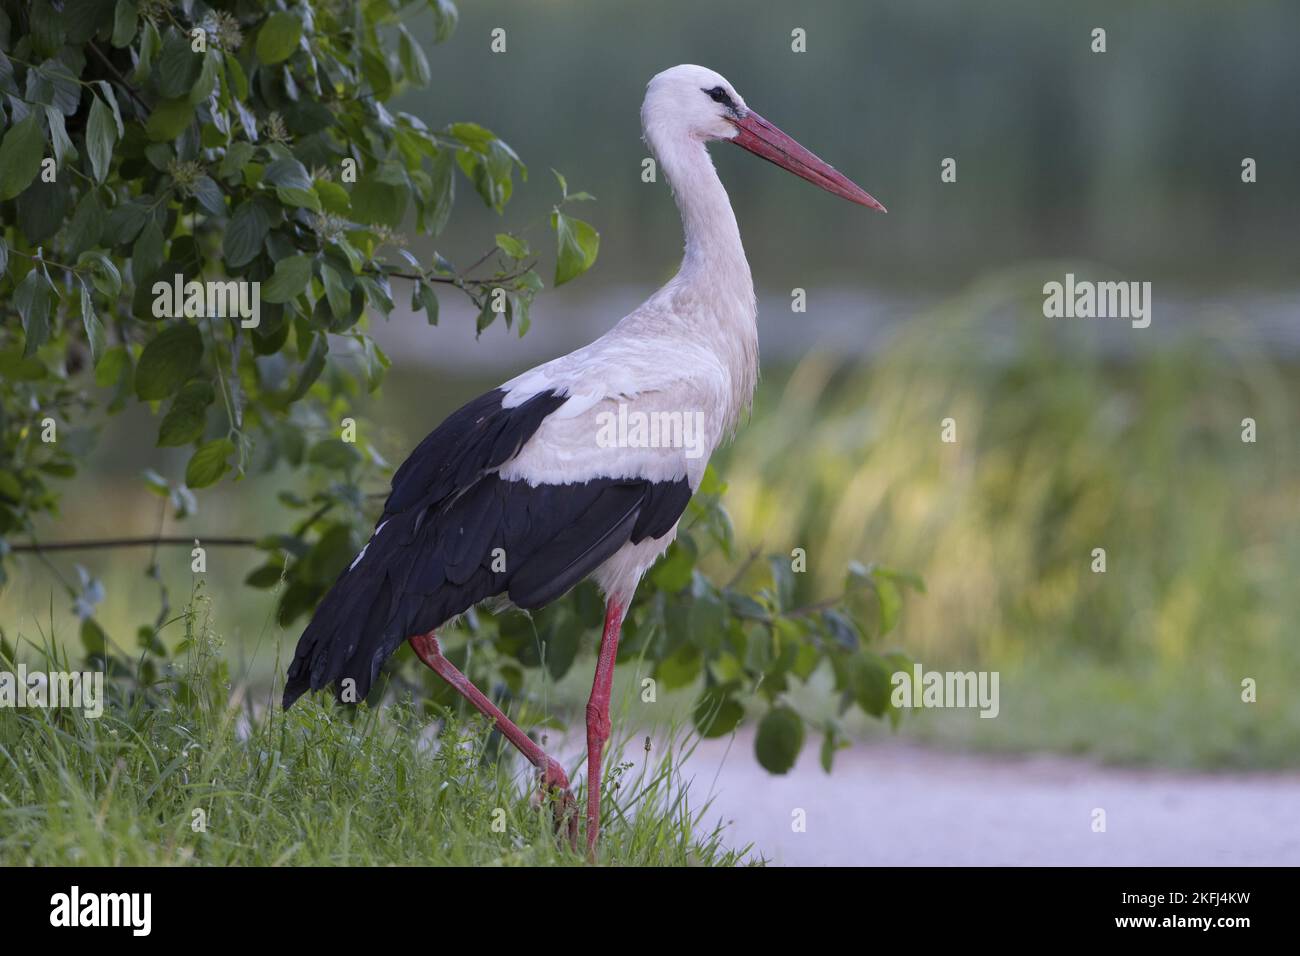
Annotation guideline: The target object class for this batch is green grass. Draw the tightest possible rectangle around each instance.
[0,595,751,867]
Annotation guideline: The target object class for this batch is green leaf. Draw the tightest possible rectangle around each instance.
[16,176,70,242]
[769,554,795,610]
[427,148,454,236]
[843,651,893,717]
[157,29,201,98]
[874,572,902,637]
[77,251,122,298]
[552,211,599,286]
[398,26,431,85]
[65,0,106,45]
[185,437,236,489]
[133,20,160,84]
[308,438,361,471]
[79,284,106,366]
[14,269,52,356]
[657,644,703,691]
[450,122,495,152]
[0,469,23,502]
[33,61,81,115]
[223,201,270,269]
[820,721,849,773]
[132,220,165,285]
[190,176,225,217]
[693,687,745,738]
[146,97,195,141]
[288,332,327,401]
[651,539,696,592]
[245,562,284,589]
[414,281,438,325]
[223,53,248,101]
[91,83,126,138]
[111,0,137,48]
[86,94,117,183]
[276,186,320,212]
[65,190,106,256]
[135,323,203,401]
[431,0,458,43]
[219,141,254,180]
[755,705,804,774]
[358,334,390,391]
[256,12,302,66]
[475,297,497,336]
[189,53,218,105]
[320,262,349,320]
[494,233,528,259]
[262,157,312,191]
[94,346,130,388]
[157,380,214,447]
[262,255,314,303]
[350,171,409,228]
[314,180,350,215]
[106,200,149,246]
[0,114,46,201]
[44,107,76,167]
[80,618,107,658]
[360,49,392,100]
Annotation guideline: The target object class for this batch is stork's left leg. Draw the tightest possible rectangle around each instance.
[409,631,577,845]
[584,599,624,856]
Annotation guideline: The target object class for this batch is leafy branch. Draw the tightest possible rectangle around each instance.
[0,0,921,776]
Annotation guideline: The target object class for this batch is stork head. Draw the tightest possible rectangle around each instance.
[642,64,886,212]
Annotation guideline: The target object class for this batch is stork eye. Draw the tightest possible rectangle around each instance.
[704,86,733,107]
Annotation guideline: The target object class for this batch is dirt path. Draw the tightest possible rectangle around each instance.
[681,734,1300,866]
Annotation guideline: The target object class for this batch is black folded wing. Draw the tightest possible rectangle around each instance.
[283,387,692,707]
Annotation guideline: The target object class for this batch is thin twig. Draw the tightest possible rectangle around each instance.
[723,546,764,590]
[85,40,150,113]
[376,263,536,287]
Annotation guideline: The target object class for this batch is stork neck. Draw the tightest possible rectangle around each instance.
[641,129,759,437]
[657,135,750,285]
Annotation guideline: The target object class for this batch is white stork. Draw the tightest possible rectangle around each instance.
[283,64,884,853]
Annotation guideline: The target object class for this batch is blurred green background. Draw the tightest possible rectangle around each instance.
[4,0,1298,769]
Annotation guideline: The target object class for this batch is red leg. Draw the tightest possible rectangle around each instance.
[585,599,624,857]
[409,631,577,843]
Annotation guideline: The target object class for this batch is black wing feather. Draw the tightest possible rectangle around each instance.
[283,387,692,708]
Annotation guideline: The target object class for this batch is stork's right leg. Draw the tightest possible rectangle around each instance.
[408,631,578,844]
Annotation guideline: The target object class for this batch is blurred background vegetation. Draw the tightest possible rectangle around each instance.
[4,0,1298,770]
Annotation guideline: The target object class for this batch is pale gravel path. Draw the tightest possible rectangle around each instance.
[679,733,1300,866]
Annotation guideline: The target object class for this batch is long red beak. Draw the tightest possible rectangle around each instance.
[729,110,886,212]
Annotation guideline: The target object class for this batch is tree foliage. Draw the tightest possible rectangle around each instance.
[0,0,917,774]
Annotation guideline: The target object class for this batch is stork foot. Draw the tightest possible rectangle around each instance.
[538,757,579,848]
